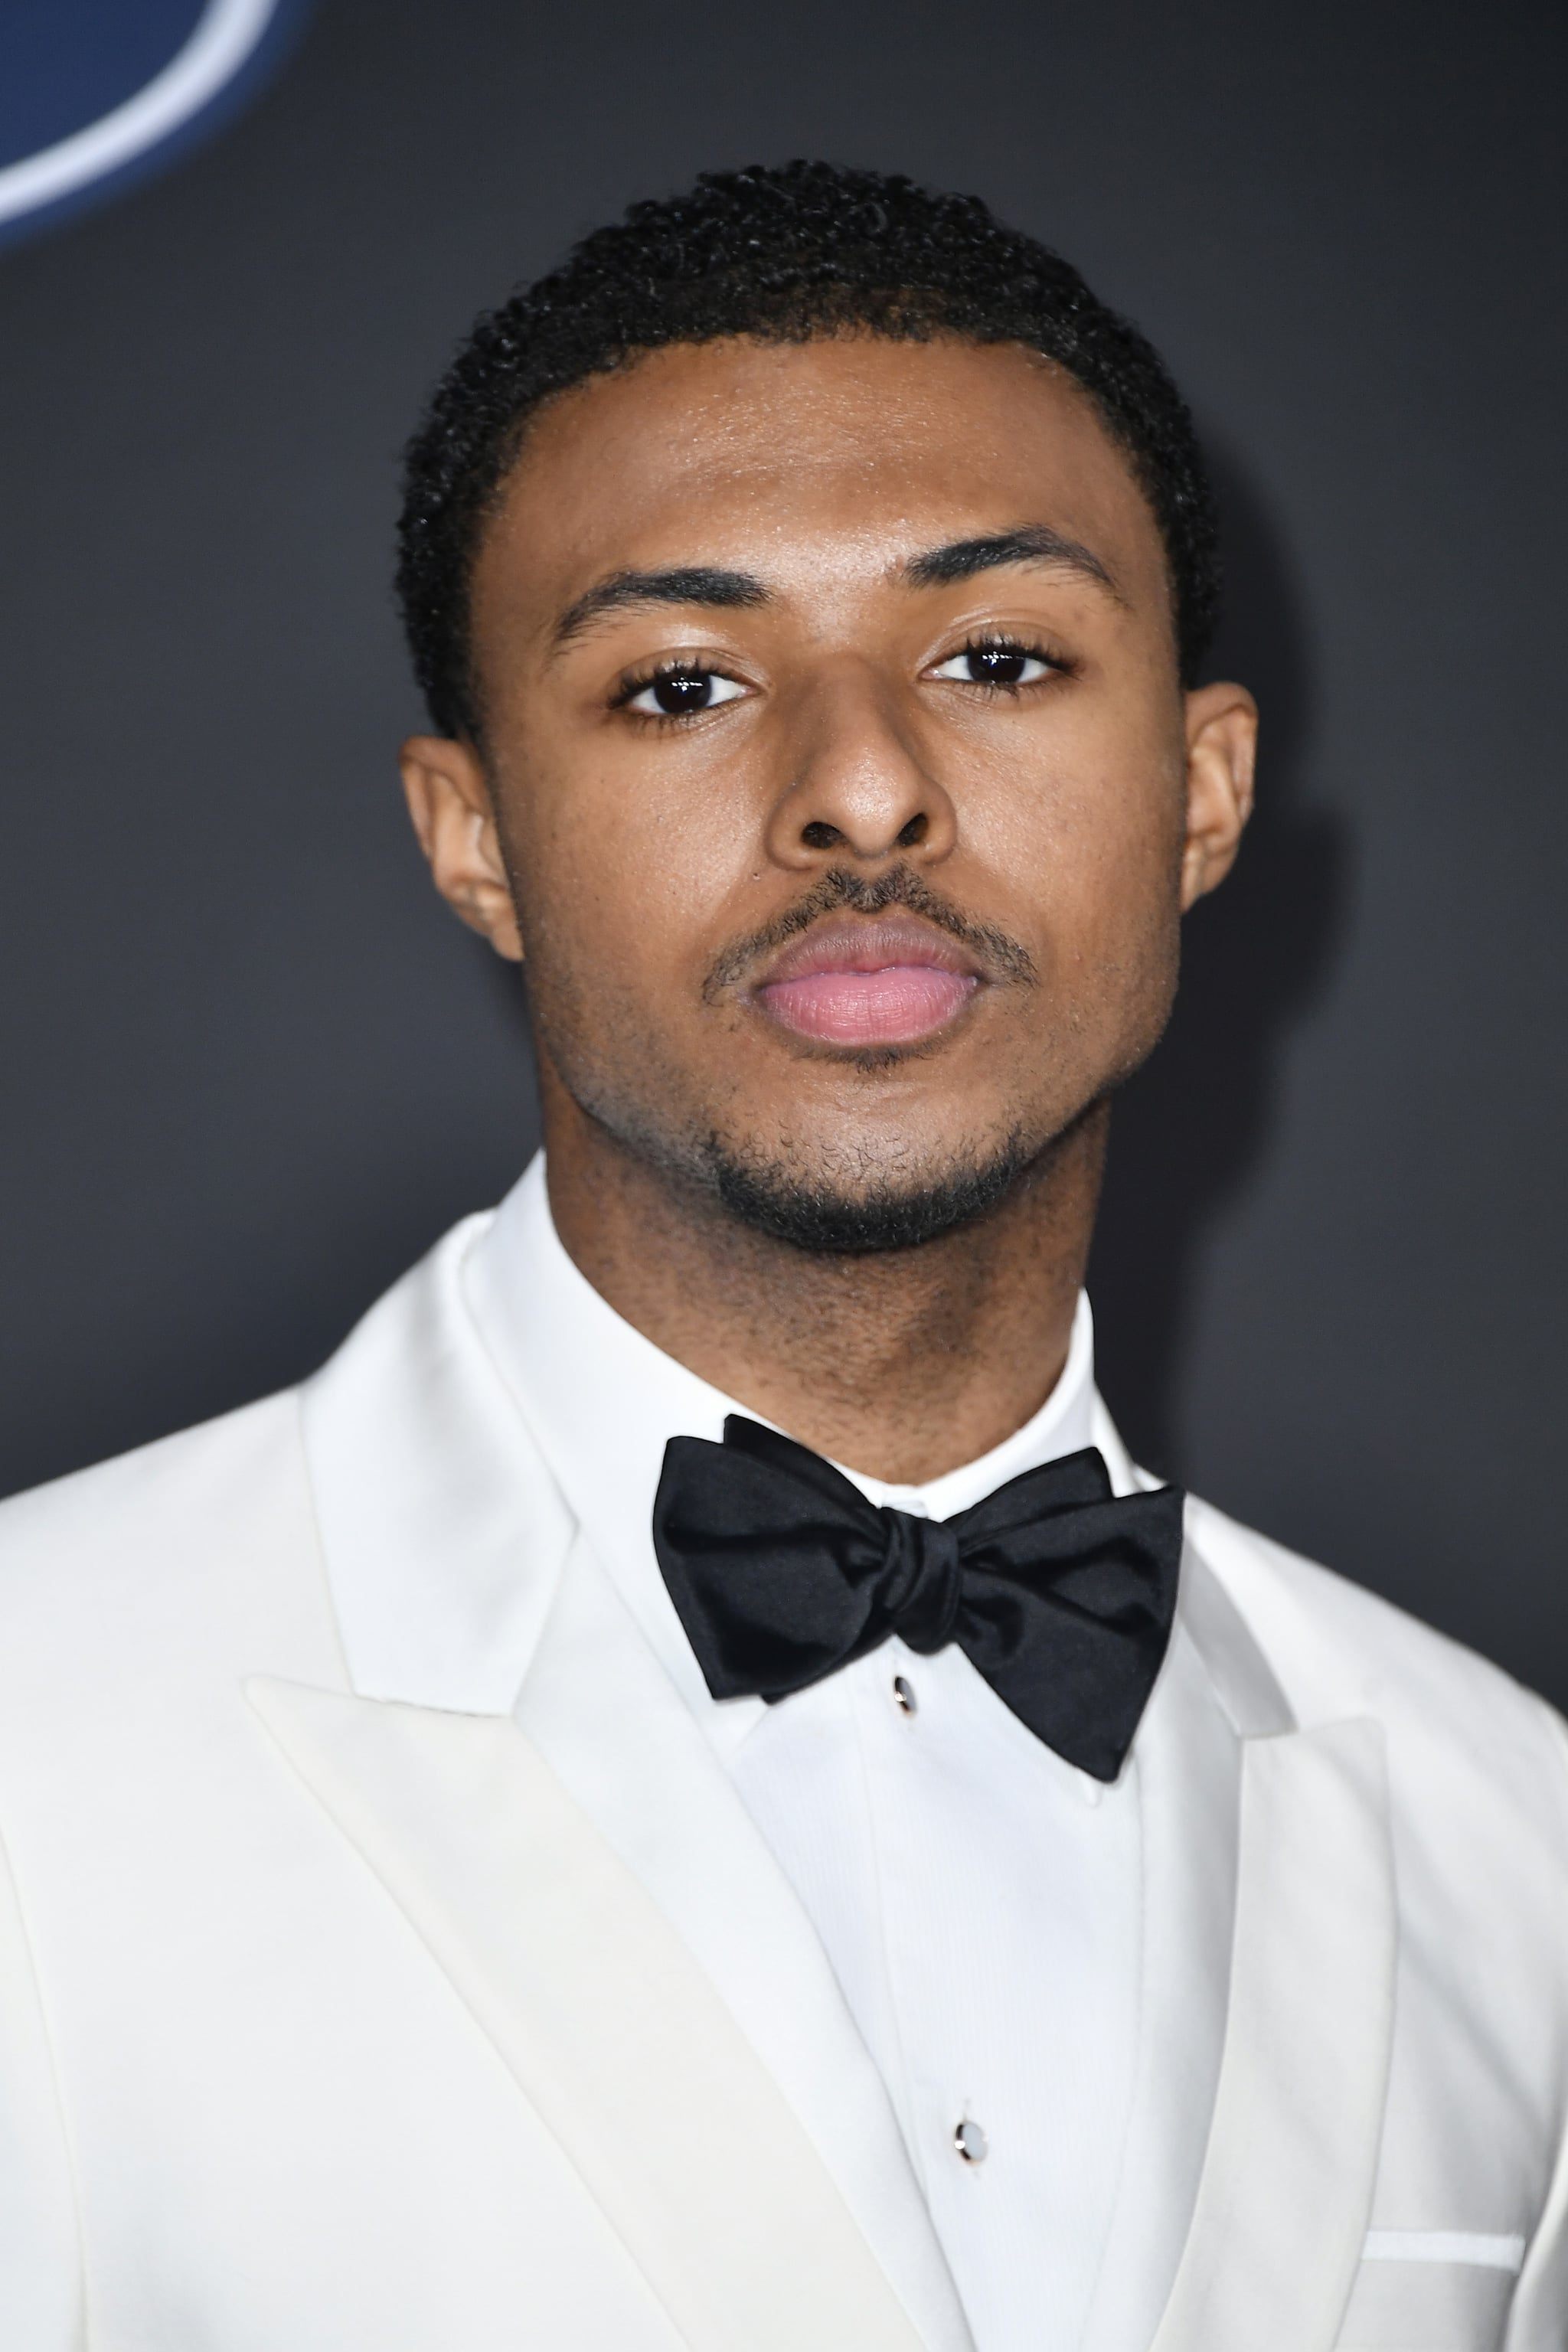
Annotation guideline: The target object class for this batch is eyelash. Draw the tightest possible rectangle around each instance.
[611,658,718,712]
[610,632,1075,719]
[946,632,1074,684]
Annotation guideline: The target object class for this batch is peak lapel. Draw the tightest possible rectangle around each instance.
[298,1211,575,1714]
[247,1676,937,2352]
[1148,1712,1396,2352]
[514,1531,975,2352]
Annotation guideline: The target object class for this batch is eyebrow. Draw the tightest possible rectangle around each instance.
[901,524,1123,601]
[549,525,1119,652]
[551,565,769,649]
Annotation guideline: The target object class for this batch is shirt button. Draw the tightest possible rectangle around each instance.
[891,1674,917,1715]
[953,2118,988,2165]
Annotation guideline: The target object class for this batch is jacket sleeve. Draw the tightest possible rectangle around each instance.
[1504,1700,1568,2352]
[0,1821,83,2349]
[1509,2138,1568,2352]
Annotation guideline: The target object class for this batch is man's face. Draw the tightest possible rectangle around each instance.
[407,335,1254,1246]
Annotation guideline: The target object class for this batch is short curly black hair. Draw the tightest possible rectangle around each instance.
[397,161,1219,739]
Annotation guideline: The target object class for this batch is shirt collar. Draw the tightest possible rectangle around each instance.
[464,1155,1100,1738]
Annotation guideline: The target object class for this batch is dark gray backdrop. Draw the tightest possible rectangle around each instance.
[2,0,1563,1701]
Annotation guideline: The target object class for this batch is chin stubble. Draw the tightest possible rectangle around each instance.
[696,1125,1040,1255]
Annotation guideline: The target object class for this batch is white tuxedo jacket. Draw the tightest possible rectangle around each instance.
[0,1211,1565,2352]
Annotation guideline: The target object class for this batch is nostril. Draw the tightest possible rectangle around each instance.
[800,820,844,850]
[897,813,929,848]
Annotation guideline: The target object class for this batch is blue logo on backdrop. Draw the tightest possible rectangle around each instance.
[0,0,312,247]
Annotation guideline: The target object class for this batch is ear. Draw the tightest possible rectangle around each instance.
[1178,681,1258,911]
[400,736,524,962]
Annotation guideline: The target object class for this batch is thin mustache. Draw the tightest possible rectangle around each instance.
[702,865,1039,1003]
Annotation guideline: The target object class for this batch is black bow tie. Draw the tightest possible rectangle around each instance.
[652,1416,1184,1782]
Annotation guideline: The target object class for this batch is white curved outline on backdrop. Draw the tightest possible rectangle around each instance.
[0,0,282,229]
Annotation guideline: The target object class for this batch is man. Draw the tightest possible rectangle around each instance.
[0,161,1563,2352]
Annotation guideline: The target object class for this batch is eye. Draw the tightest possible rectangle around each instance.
[622,665,748,717]
[931,641,1055,688]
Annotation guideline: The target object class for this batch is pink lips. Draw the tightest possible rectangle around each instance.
[754,920,981,1047]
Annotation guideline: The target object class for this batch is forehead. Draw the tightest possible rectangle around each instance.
[477,335,1169,616]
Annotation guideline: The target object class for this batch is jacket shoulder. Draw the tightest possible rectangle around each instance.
[0,1393,336,1694]
[1188,1491,1568,1825]
[0,1390,302,1563]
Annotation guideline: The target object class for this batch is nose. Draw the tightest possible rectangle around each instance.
[763,668,959,870]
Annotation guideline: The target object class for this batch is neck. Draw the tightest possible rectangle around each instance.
[540,1077,1109,1487]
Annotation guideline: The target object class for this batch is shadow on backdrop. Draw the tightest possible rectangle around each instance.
[1089,445,1351,1476]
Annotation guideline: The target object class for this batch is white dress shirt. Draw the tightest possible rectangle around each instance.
[463,1161,1147,2352]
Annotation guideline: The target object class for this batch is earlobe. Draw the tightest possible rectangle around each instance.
[398,735,524,962]
[1178,682,1258,911]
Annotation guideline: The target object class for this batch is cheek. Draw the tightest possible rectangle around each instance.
[975,723,1187,985]
[496,739,752,998]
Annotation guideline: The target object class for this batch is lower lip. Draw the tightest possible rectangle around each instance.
[757,965,978,1046]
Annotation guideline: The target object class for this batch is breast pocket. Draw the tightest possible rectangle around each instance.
[1335,2233,1524,2350]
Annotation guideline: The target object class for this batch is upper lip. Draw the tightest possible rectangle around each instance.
[753,916,985,989]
